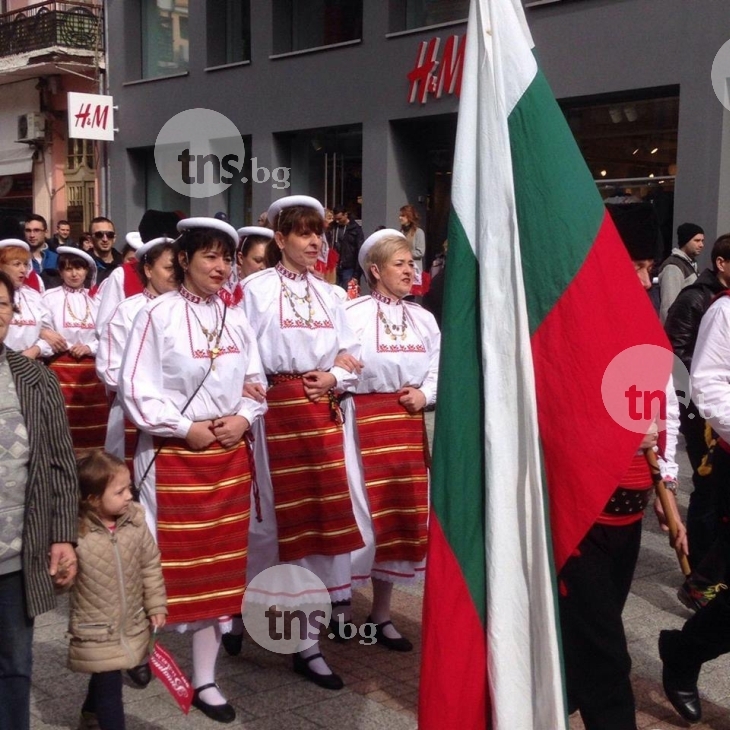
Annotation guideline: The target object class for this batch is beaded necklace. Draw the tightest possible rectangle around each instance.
[279,270,315,327]
[64,288,92,326]
[187,302,224,369]
[376,303,408,341]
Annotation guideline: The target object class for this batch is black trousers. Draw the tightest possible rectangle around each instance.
[681,402,719,568]
[81,670,125,730]
[558,520,642,730]
[666,446,730,667]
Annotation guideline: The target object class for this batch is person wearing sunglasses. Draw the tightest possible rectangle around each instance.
[89,217,123,285]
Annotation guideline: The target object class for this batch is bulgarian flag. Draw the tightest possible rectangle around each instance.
[419,0,672,728]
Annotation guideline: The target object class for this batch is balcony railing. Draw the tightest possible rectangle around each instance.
[0,1,103,58]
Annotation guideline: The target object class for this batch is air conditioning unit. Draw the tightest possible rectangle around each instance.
[17,112,46,143]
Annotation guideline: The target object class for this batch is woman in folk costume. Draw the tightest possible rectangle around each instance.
[119,217,267,724]
[41,247,108,450]
[94,210,180,335]
[240,195,363,690]
[343,230,439,651]
[0,239,59,359]
[236,226,271,280]
[96,237,176,471]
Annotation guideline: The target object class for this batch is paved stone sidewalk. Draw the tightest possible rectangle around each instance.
[28,423,730,729]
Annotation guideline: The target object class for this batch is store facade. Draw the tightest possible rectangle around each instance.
[106,0,730,267]
[0,1,105,237]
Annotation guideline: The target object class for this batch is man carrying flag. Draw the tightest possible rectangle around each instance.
[419,1,676,728]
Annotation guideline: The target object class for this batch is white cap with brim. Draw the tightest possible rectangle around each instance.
[57,245,97,288]
[135,237,175,261]
[267,196,325,229]
[57,246,97,270]
[176,217,239,249]
[0,239,30,252]
[237,226,274,241]
[358,229,407,271]
[126,231,143,249]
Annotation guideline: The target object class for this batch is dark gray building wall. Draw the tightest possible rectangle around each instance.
[107,0,729,257]
[526,0,730,255]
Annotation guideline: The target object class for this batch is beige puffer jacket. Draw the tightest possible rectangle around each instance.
[68,502,167,674]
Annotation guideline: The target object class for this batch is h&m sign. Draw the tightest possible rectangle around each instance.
[407,34,466,105]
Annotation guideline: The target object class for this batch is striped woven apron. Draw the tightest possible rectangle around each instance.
[48,354,109,450]
[153,437,251,624]
[353,393,429,563]
[265,376,363,561]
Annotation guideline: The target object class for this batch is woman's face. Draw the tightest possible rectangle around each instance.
[371,246,414,300]
[0,257,28,288]
[277,229,321,274]
[237,242,267,279]
[145,249,176,297]
[181,242,232,298]
[0,282,13,343]
[60,262,87,290]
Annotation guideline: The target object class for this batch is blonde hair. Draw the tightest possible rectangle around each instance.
[364,235,412,289]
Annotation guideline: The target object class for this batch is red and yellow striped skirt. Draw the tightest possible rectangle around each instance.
[153,436,251,624]
[48,354,109,451]
[354,393,429,563]
[265,377,363,561]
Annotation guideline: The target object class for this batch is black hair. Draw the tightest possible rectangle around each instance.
[172,228,235,284]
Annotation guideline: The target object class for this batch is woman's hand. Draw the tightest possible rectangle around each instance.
[242,382,267,402]
[49,542,77,588]
[302,371,337,402]
[185,421,216,451]
[21,345,40,360]
[640,423,659,450]
[211,415,250,448]
[334,353,364,374]
[653,493,689,557]
[68,343,92,359]
[398,386,427,414]
[40,328,67,353]
[150,613,166,630]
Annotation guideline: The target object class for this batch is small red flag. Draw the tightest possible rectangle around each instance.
[149,640,193,714]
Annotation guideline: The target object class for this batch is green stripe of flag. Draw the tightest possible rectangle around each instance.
[430,210,487,626]
[509,68,606,334]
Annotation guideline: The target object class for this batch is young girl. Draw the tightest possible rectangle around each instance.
[69,450,167,730]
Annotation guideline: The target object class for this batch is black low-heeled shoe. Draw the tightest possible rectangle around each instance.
[293,652,344,690]
[192,682,236,723]
[221,631,243,656]
[126,662,152,687]
[658,630,702,723]
[367,616,413,652]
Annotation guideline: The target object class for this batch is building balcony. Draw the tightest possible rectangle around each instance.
[0,1,104,81]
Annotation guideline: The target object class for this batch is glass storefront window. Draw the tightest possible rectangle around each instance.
[207,0,251,66]
[561,89,679,258]
[389,0,469,32]
[272,0,362,55]
[141,0,189,79]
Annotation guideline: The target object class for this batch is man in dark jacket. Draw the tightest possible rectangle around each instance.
[332,207,364,290]
[0,269,78,730]
[665,234,730,575]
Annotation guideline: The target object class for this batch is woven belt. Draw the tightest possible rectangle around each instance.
[267,373,343,425]
[602,487,653,516]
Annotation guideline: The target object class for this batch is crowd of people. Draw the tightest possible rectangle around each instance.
[0,196,440,730]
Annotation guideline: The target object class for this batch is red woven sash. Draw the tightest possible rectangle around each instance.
[353,393,429,563]
[153,437,251,624]
[264,377,363,561]
[48,354,109,450]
